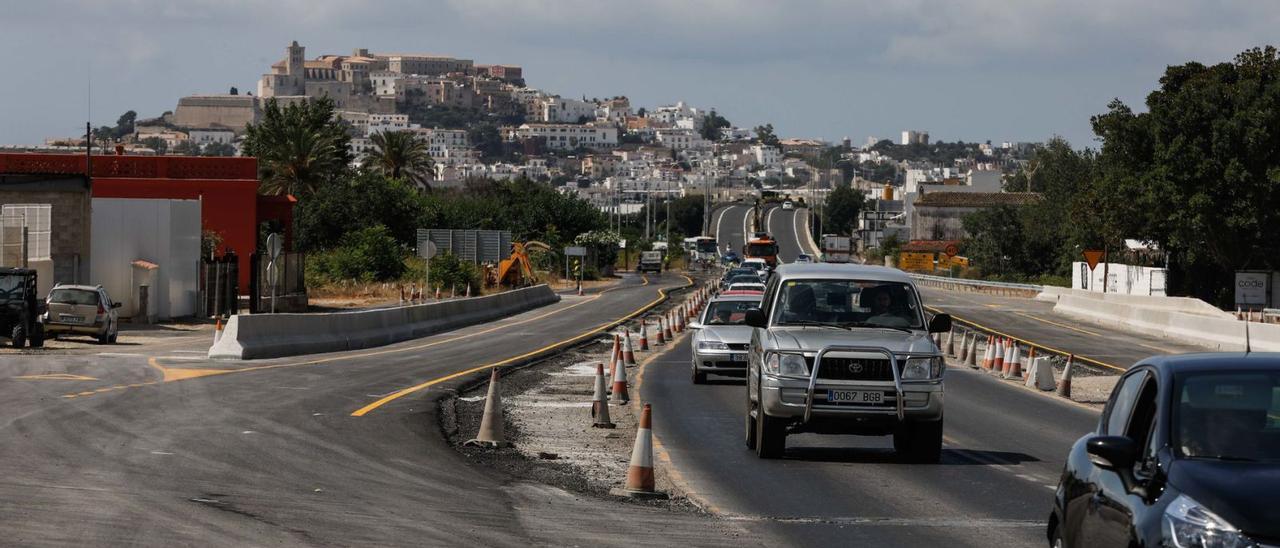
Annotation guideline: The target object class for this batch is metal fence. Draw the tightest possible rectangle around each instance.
[249,252,306,313]
[417,229,512,263]
[909,273,1044,296]
[199,256,239,318]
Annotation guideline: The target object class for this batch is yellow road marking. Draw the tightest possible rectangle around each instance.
[15,373,98,381]
[66,281,650,400]
[351,275,692,417]
[926,305,1126,372]
[1013,312,1103,337]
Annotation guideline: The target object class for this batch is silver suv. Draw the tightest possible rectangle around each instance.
[742,263,950,461]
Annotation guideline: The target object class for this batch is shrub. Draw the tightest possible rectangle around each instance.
[312,225,405,282]
[428,252,482,294]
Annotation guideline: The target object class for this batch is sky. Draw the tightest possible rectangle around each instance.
[2,0,1278,148]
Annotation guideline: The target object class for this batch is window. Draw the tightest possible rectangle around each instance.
[769,279,924,329]
[1175,371,1280,462]
[1104,371,1149,436]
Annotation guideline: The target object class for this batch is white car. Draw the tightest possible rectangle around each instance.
[727,282,766,293]
[781,201,794,210]
[688,293,763,383]
[740,257,769,277]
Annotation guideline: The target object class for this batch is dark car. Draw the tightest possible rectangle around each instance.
[722,251,741,265]
[720,268,758,289]
[1048,353,1280,547]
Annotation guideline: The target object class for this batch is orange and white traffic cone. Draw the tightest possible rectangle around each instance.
[591,362,615,429]
[1001,340,1015,377]
[609,334,621,379]
[663,315,673,341]
[992,338,1005,373]
[656,318,667,345]
[957,332,968,363]
[465,368,506,447]
[435,286,441,300]
[1007,343,1023,379]
[623,403,659,496]
[610,349,630,404]
[623,329,637,366]
[1057,354,1075,399]
[981,336,994,370]
[945,329,956,357]
[966,334,980,369]
[638,322,650,351]
[213,317,224,346]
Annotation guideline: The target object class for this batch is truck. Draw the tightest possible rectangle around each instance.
[637,250,664,274]
[821,234,852,263]
[743,234,779,269]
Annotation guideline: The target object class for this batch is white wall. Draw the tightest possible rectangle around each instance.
[90,198,201,319]
[1070,261,1167,297]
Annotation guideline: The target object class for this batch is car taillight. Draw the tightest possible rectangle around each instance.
[98,303,106,315]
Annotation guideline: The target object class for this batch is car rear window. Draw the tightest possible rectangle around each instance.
[49,289,100,306]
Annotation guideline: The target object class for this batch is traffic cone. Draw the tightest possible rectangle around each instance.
[465,284,471,298]
[451,285,456,299]
[608,334,621,379]
[622,329,637,366]
[957,333,969,364]
[638,322,650,351]
[610,349,630,404]
[435,286,441,300]
[465,368,506,447]
[656,318,667,345]
[945,329,956,357]
[981,336,994,370]
[213,317,224,346]
[663,315,673,340]
[1001,340,1015,377]
[1057,355,1075,399]
[1007,344,1024,379]
[399,285,405,304]
[591,362,616,429]
[623,404,658,496]
[992,338,1005,373]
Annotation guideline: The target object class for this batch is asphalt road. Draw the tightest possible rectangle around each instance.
[918,287,1207,371]
[639,340,1100,547]
[711,203,752,257]
[763,204,820,263]
[0,274,758,547]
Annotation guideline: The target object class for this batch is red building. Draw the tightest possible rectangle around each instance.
[0,152,289,288]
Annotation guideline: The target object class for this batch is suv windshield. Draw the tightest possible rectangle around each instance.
[772,279,924,329]
[705,300,760,325]
[49,288,100,306]
[1176,371,1280,462]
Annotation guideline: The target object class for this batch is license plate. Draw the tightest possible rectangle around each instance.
[827,390,883,404]
[729,353,747,362]
[59,314,85,324]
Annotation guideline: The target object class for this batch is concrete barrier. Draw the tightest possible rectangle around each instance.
[1050,289,1280,352]
[208,284,560,360]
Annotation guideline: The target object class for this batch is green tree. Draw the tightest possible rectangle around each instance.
[701,111,731,141]
[824,182,864,235]
[141,137,167,155]
[1090,46,1280,303]
[364,130,434,190]
[202,142,237,157]
[962,206,1030,278]
[312,225,405,282]
[172,141,201,156]
[754,123,780,147]
[294,170,428,252]
[468,123,504,160]
[241,97,351,197]
[114,110,137,139]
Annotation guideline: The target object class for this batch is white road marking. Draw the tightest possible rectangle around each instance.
[150,451,174,455]
[97,352,145,358]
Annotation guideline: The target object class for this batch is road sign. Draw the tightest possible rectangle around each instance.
[944,243,959,257]
[565,246,587,257]
[1082,249,1104,270]
[898,252,935,272]
[267,259,279,287]
[266,233,282,260]
[422,240,437,259]
[1235,271,1270,307]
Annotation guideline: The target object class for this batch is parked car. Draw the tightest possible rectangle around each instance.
[43,284,120,344]
[0,268,45,348]
[688,293,765,383]
[1047,352,1280,548]
[743,263,950,461]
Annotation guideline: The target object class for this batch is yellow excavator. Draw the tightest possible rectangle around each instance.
[492,241,549,288]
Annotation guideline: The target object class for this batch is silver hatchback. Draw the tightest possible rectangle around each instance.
[43,285,121,344]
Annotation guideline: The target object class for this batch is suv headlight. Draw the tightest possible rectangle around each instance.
[698,341,730,351]
[1162,494,1253,548]
[764,352,808,376]
[901,356,943,380]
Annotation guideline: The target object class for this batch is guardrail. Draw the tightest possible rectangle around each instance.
[910,274,1043,297]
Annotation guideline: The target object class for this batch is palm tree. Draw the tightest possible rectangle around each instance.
[242,98,350,197]
[364,130,435,191]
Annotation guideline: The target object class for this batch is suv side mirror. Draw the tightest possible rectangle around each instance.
[927,313,952,333]
[688,321,703,330]
[744,307,766,328]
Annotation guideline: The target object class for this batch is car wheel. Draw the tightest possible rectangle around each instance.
[1049,520,1066,548]
[11,324,27,349]
[108,331,118,344]
[29,324,44,348]
[754,385,786,459]
[894,418,943,463]
[97,331,111,344]
[744,388,758,450]
[692,367,707,385]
